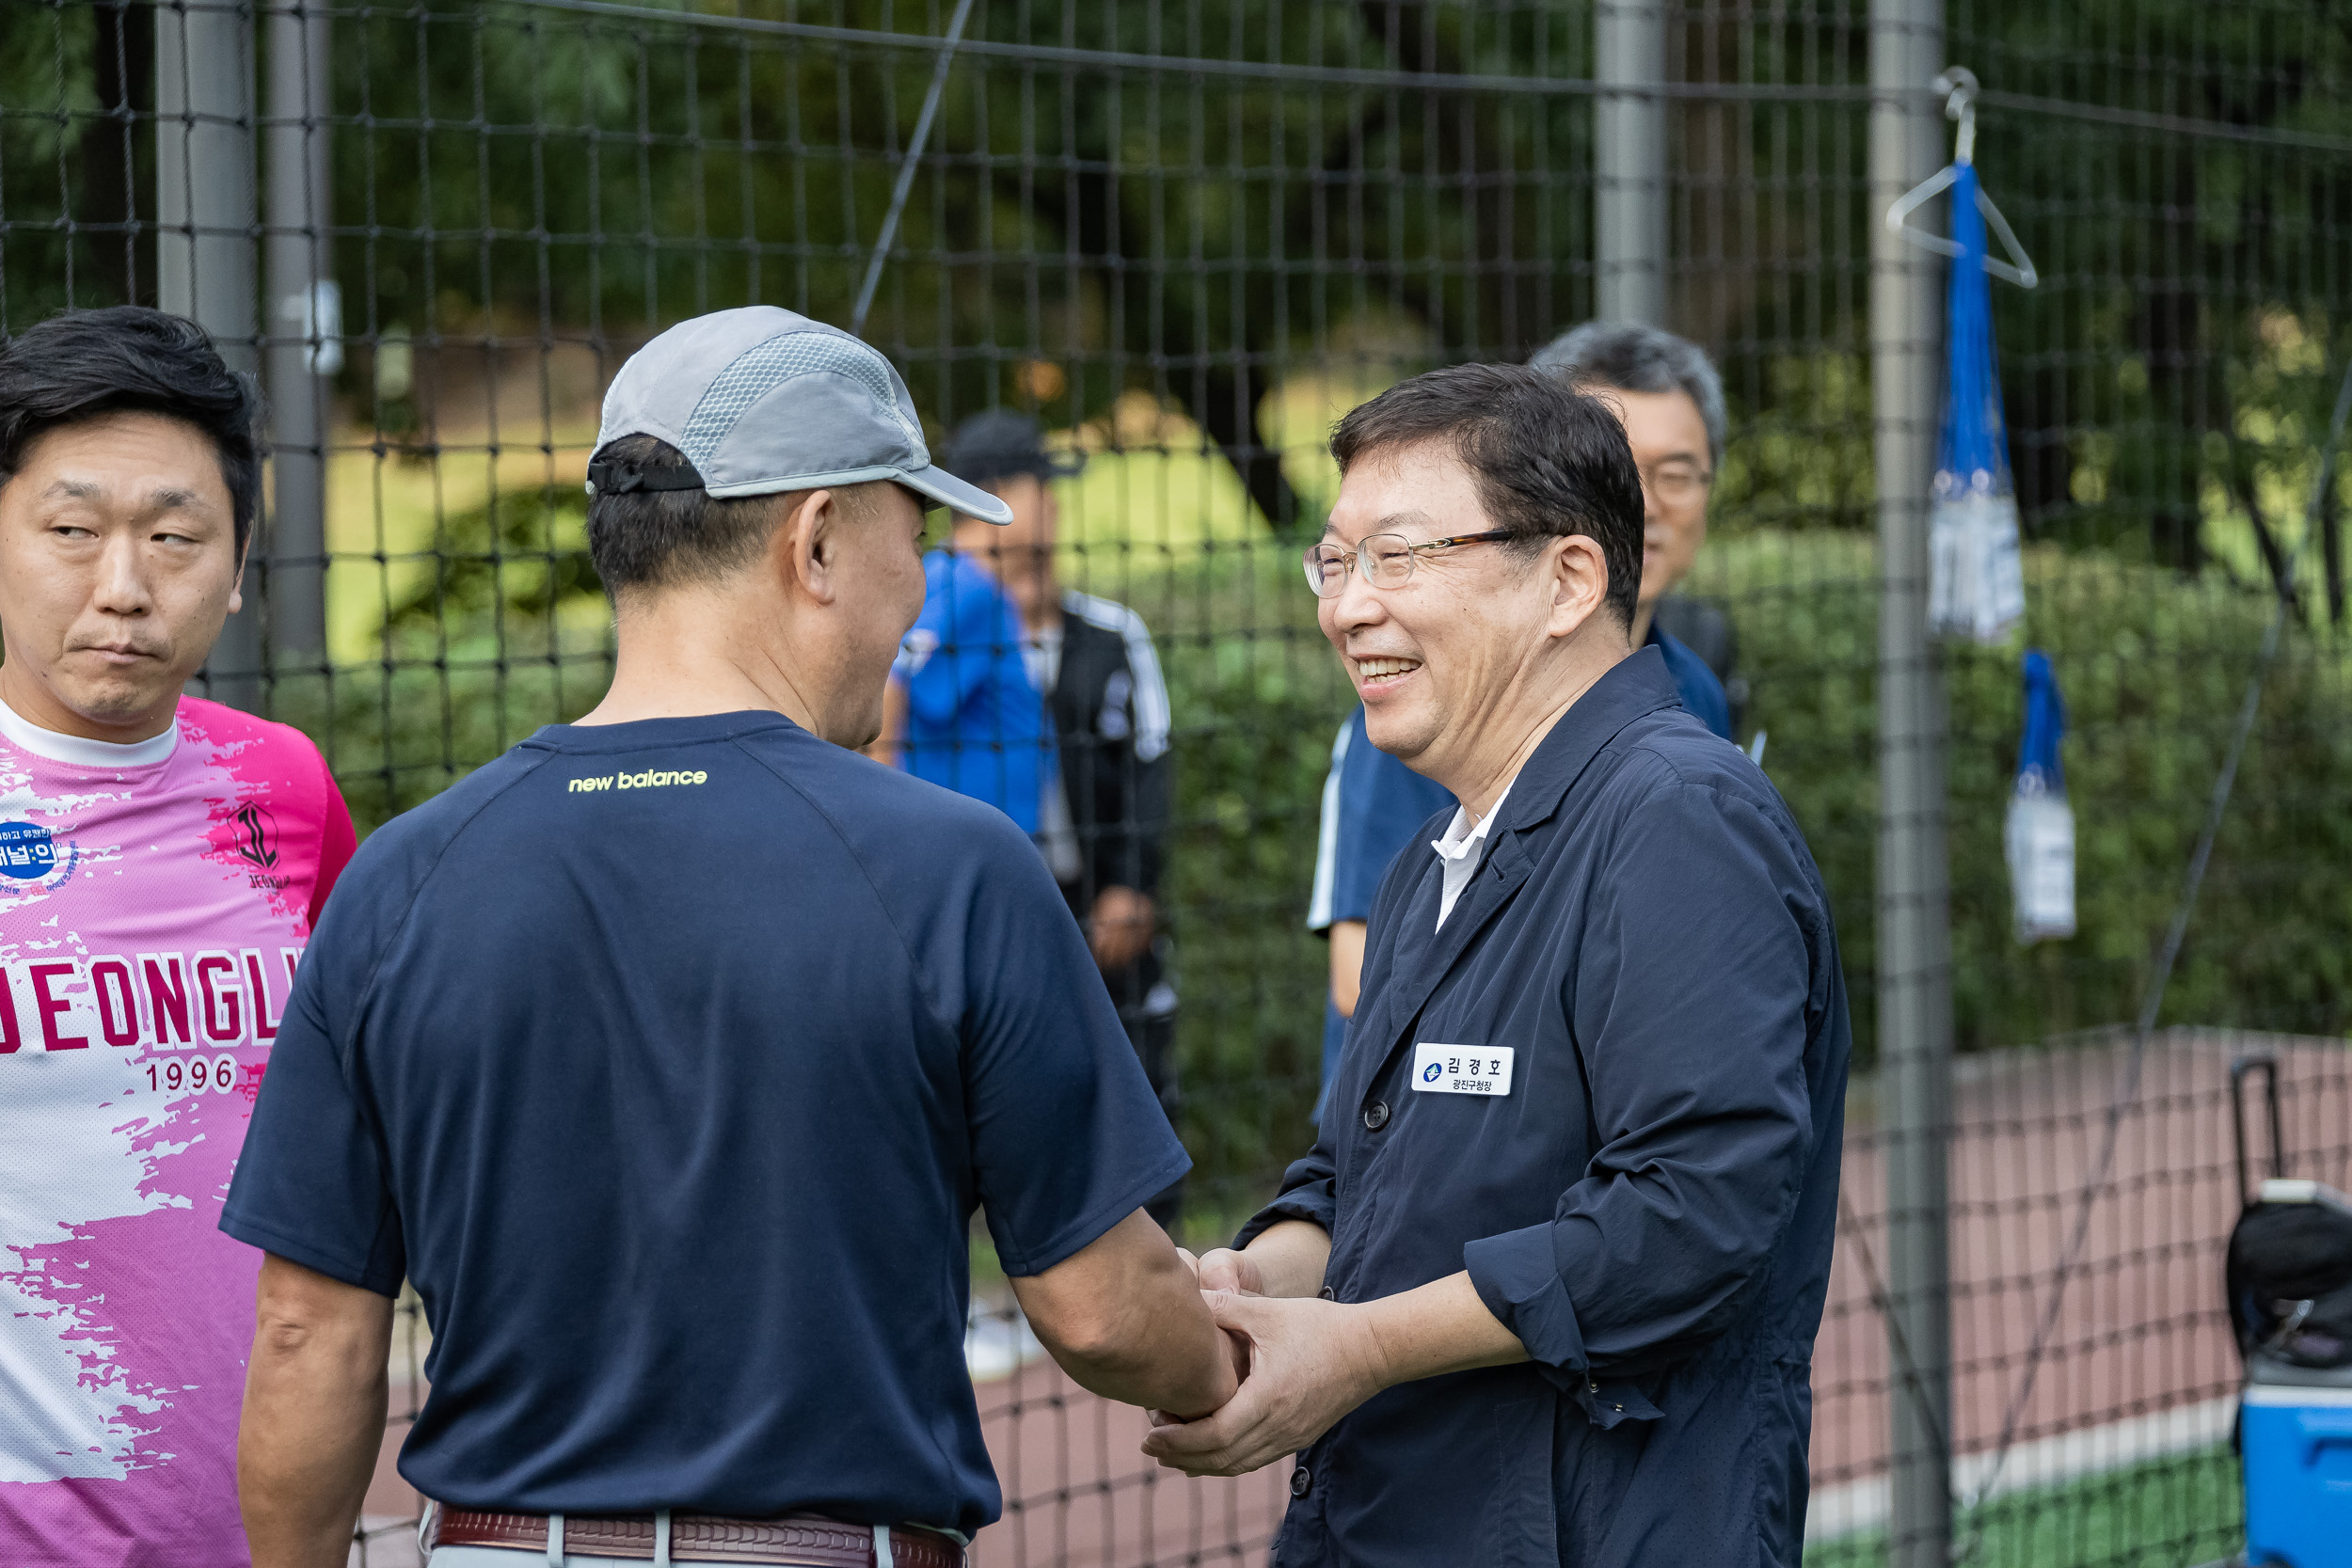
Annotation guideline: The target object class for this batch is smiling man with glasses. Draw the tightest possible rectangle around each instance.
[1303,325,1743,1142]
[1155,362,1851,1568]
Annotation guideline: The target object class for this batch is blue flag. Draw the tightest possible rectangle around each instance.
[2006,647,2075,942]
[1930,163,2026,642]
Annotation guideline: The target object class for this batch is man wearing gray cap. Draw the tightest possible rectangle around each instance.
[222,308,1237,1568]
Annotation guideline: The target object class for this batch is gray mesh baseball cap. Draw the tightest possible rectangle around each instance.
[589,307,1014,524]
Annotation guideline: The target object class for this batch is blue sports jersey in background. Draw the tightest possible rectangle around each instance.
[1307,622,1735,1098]
[1647,621,1733,741]
[896,548,1051,832]
[1307,708,1454,1109]
[222,712,1184,1537]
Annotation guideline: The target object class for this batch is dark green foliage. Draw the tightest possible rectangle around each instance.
[1152,556,1355,1223]
[379,482,602,637]
[1692,531,2352,1061]
[264,483,612,832]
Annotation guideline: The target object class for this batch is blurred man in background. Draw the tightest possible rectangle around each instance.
[884,420,1058,835]
[0,307,355,1568]
[1307,321,1741,1113]
[223,309,1233,1568]
[1528,321,1740,732]
[884,410,1184,1230]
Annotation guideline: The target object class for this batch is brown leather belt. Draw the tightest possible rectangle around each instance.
[425,1506,965,1568]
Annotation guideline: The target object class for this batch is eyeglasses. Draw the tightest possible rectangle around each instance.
[1642,459,1714,508]
[1301,530,1519,597]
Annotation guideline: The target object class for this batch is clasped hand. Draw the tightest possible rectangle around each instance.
[1141,1247,1388,1478]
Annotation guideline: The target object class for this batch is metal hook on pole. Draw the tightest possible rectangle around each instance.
[1935,66,1979,166]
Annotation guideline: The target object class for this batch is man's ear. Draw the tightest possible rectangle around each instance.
[1545,532,1613,641]
[775,488,842,606]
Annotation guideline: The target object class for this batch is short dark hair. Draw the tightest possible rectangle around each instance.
[584,434,792,594]
[1329,362,1645,630]
[0,306,263,558]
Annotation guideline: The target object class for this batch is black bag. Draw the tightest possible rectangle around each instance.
[2227,1198,2352,1370]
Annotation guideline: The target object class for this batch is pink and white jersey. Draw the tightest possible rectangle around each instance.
[0,695,355,1568]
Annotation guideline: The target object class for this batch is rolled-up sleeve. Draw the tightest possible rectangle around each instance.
[1464,776,1819,1383]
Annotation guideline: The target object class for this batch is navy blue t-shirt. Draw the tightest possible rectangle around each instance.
[1647,621,1732,740]
[220,711,1186,1537]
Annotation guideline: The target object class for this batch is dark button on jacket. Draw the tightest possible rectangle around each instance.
[1239,649,1851,1568]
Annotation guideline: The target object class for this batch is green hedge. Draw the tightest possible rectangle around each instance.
[1685,531,2352,1061]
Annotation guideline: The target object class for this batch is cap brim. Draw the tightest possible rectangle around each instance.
[898,462,1016,525]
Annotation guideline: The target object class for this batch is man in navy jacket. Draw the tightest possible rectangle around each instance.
[1307,322,1746,1120]
[1147,363,1849,1568]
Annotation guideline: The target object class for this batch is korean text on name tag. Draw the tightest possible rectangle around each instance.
[1410,1042,1515,1098]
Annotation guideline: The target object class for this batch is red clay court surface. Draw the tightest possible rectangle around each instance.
[352,1028,2349,1567]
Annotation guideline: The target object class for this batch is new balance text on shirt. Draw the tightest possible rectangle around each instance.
[567,768,709,793]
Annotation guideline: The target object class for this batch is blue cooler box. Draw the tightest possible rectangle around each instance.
[2244,1355,2352,1568]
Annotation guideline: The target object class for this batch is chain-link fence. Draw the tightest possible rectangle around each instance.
[4,1,2349,1563]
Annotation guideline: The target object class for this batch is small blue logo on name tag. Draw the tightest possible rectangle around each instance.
[1422,1061,1442,1083]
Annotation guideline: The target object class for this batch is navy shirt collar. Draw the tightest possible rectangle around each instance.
[524,710,804,752]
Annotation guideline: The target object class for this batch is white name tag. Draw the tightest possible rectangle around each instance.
[1410,1042,1515,1098]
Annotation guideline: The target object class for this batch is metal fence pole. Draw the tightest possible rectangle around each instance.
[264,0,334,659]
[1870,2,1954,1564]
[1595,0,1666,325]
[156,0,262,710]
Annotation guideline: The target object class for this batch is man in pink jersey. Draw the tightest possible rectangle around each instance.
[0,307,357,1567]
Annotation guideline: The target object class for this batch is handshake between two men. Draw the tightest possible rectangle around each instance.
[1009,1204,1528,1481]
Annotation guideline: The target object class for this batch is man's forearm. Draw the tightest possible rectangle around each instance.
[1327,921,1367,1018]
[240,1256,394,1568]
[1360,1270,1527,1386]
[1012,1210,1239,1419]
[1050,1266,1235,1418]
[1239,1219,1334,1299]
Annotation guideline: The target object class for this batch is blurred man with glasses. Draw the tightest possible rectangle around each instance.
[1307,323,1740,1118]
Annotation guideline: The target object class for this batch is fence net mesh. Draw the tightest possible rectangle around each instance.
[3,1,2350,1563]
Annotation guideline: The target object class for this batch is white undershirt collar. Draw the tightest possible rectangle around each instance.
[1430,779,1514,930]
[0,691,181,769]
